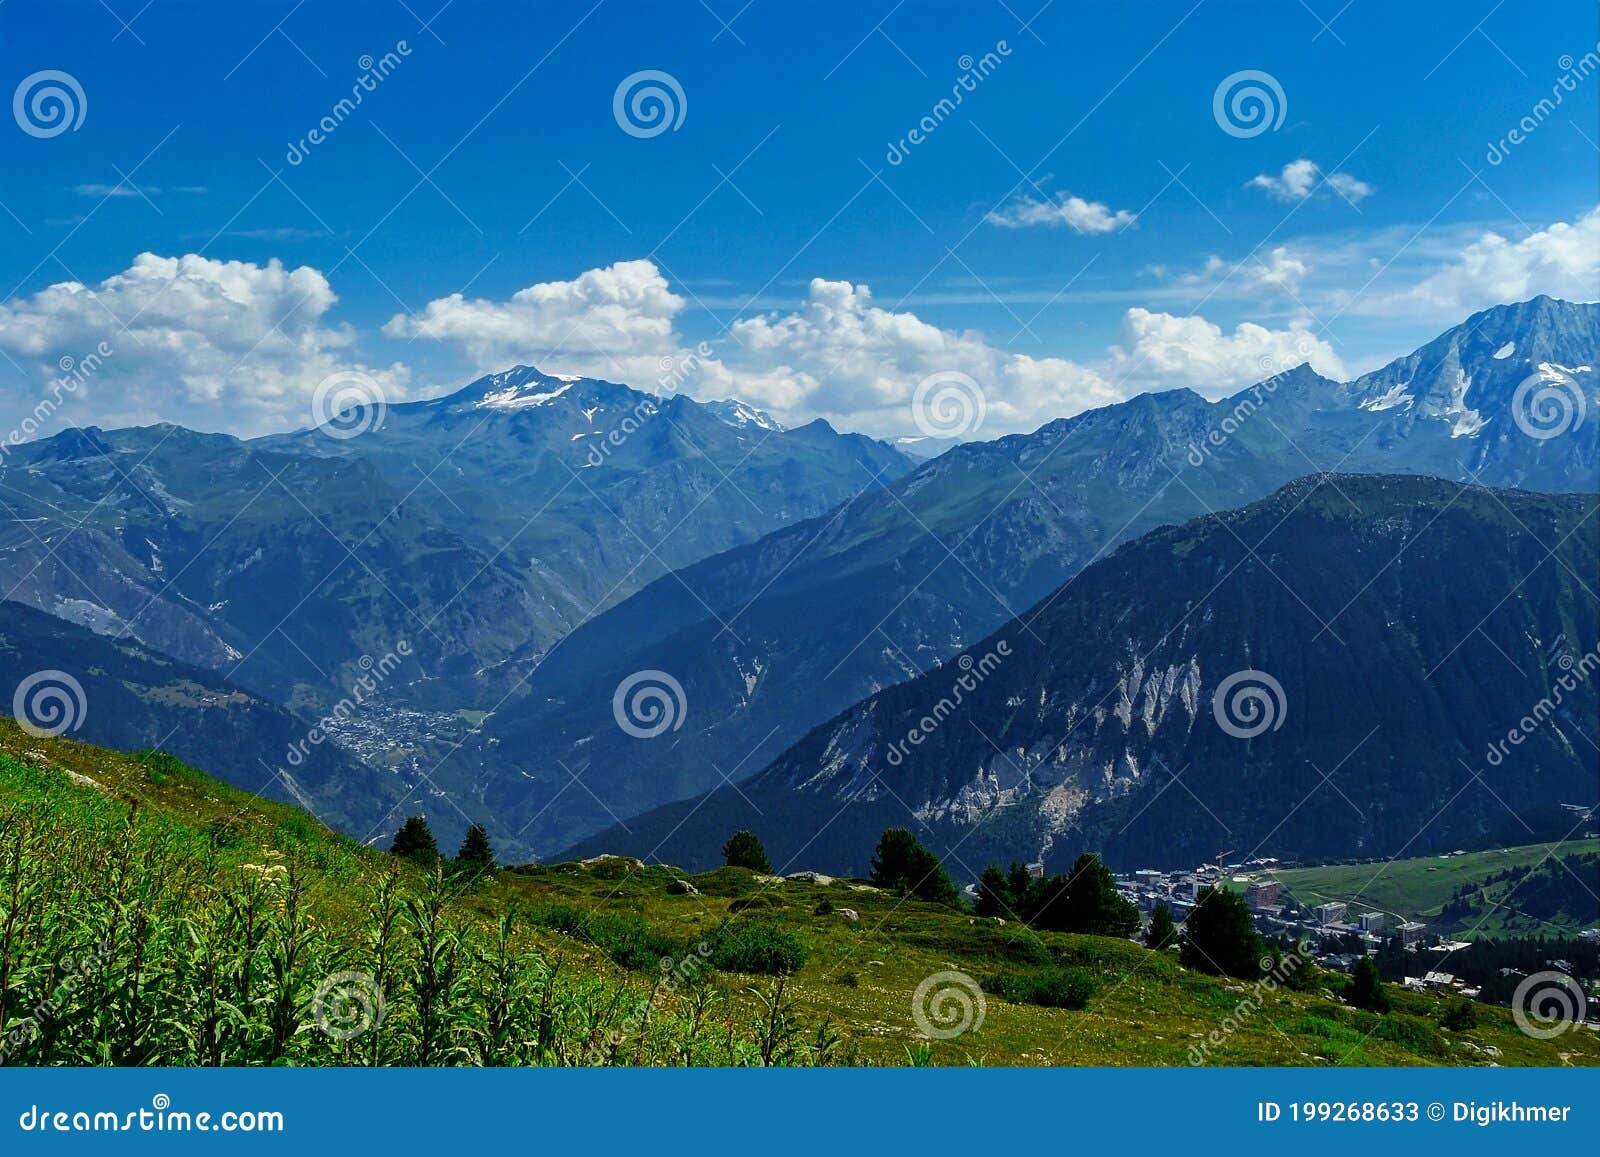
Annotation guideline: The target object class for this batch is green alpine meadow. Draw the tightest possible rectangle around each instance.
[2,721,1594,1067]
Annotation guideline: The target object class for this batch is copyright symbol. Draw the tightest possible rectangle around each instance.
[1427,1103,1445,1121]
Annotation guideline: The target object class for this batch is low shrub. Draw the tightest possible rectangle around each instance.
[583,911,682,972]
[531,903,589,936]
[1440,1000,1479,1032]
[1362,1011,1448,1058]
[986,967,1097,1010]
[687,866,759,897]
[530,905,681,971]
[707,919,810,975]
[728,894,783,913]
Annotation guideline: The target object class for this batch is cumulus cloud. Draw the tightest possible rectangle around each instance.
[2,251,1376,445]
[1248,159,1373,203]
[712,277,1120,434]
[0,252,406,437]
[986,191,1136,233]
[1109,309,1344,389]
[714,281,1342,431]
[1373,206,1600,315]
[383,259,685,385]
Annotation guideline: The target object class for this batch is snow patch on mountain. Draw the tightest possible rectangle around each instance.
[703,399,785,432]
[476,382,573,411]
[1360,382,1415,412]
[1437,370,1487,438]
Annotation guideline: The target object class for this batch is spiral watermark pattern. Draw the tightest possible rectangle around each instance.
[613,70,686,138]
[911,970,986,1040]
[13,70,86,138]
[1212,70,1286,138]
[1511,367,1587,440]
[1511,970,1587,1039]
[312,970,385,1040]
[911,370,986,438]
[311,370,387,439]
[612,669,687,738]
[1212,669,1286,739]
[11,670,88,738]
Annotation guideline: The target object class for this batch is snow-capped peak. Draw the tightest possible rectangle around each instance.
[461,366,588,411]
[704,398,785,432]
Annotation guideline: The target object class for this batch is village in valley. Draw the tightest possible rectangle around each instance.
[1098,849,1600,1010]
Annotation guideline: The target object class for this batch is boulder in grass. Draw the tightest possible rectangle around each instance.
[787,870,835,885]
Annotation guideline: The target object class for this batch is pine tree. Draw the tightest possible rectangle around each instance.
[870,828,958,904]
[1007,862,1035,912]
[722,830,773,873]
[976,865,1012,917]
[455,823,495,873]
[1180,886,1264,977]
[1347,956,1391,1013]
[1029,853,1140,936]
[1146,902,1177,950]
[390,815,440,863]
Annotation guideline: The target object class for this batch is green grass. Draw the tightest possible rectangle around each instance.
[3,719,1597,1067]
[1244,842,1597,934]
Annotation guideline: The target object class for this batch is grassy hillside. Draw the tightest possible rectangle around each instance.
[2,719,1595,1067]
[1252,842,1600,936]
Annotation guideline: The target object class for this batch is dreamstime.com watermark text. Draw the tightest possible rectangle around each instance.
[18,1095,283,1134]
[885,641,1011,767]
[283,640,412,767]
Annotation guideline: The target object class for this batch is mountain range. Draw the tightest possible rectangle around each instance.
[564,474,1599,873]
[1,297,1595,867]
[0,598,408,834]
[0,369,909,713]
[481,297,1600,858]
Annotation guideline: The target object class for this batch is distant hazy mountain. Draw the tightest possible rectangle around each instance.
[0,368,910,711]
[564,475,1599,874]
[0,425,526,710]
[261,366,912,675]
[484,298,1599,858]
[0,599,409,835]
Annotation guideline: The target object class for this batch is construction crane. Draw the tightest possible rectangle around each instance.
[1215,848,1236,875]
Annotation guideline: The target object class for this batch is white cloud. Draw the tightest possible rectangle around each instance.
[1325,172,1374,202]
[383,259,685,386]
[1109,308,1345,390]
[986,191,1136,233]
[712,279,1344,433]
[713,277,1120,434]
[0,252,406,437]
[1248,159,1373,203]
[1190,246,1311,295]
[73,183,139,199]
[393,261,1344,436]
[1374,206,1600,315]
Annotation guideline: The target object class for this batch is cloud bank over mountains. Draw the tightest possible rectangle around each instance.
[1,208,1594,442]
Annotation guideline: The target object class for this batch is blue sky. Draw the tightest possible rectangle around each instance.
[1,0,1596,439]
